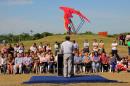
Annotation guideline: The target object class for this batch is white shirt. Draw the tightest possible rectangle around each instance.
[61,41,74,54]
[46,46,51,51]
[14,47,19,52]
[112,43,118,50]
[18,47,24,53]
[0,57,3,65]
[54,44,59,50]
[93,42,99,51]
[38,45,43,49]
[126,35,130,40]
[84,42,89,48]
[30,46,37,52]
[73,43,79,49]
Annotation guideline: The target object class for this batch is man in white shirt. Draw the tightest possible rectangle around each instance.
[73,40,79,51]
[111,40,118,56]
[54,42,59,56]
[61,36,74,77]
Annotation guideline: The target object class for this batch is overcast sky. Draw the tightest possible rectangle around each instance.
[0,0,130,34]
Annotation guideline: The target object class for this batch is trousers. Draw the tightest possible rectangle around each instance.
[63,54,73,77]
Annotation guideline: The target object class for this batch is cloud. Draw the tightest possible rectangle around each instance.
[0,0,32,5]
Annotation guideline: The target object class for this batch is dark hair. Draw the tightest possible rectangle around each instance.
[65,36,70,41]
[73,40,75,43]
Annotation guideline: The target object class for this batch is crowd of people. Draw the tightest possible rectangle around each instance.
[0,37,130,75]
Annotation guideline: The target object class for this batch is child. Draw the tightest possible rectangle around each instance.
[109,54,117,72]
[116,59,127,72]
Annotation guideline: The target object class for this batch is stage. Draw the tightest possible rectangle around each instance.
[24,75,118,84]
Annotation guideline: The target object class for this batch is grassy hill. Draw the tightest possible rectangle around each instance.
[0,34,128,56]
[21,34,128,56]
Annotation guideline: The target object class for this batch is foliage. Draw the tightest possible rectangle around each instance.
[0,32,53,43]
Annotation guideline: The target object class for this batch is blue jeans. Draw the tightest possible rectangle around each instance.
[92,62,100,72]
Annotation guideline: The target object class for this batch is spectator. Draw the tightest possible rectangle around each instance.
[1,44,8,54]
[30,43,37,54]
[46,44,52,52]
[122,34,126,46]
[118,34,123,45]
[54,42,59,56]
[83,40,89,53]
[74,52,82,74]
[82,52,91,73]
[14,43,19,53]
[48,53,55,73]
[92,39,99,52]
[127,39,130,55]
[111,40,118,56]
[99,40,105,53]
[126,33,130,41]
[18,43,24,54]
[38,42,44,52]
[109,54,117,72]
[100,52,109,72]
[7,53,14,74]
[116,59,127,72]
[73,40,79,51]
[22,52,32,73]
[0,53,7,74]
[32,53,39,74]
[38,52,48,73]
[7,44,14,57]
[91,52,100,73]
[14,53,23,74]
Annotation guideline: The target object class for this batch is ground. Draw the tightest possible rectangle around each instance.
[0,34,130,86]
[0,72,130,86]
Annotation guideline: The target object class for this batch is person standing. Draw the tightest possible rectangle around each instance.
[73,40,79,51]
[122,34,126,46]
[54,42,60,56]
[83,40,89,53]
[111,40,118,56]
[99,40,105,53]
[92,39,99,52]
[127,39,130,55]
[61,36,74,77]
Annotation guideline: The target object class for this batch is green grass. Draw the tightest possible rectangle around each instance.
[21,34,128,56]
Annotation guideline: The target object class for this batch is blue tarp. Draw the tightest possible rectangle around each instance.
[24,75,118,84]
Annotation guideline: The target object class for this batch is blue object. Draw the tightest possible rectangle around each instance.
[24,75,117,84]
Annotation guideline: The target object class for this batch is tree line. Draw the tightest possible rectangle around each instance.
[0,32,53,43]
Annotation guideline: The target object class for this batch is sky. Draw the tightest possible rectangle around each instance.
[0,0,130,34]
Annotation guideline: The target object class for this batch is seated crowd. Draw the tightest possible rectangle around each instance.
[0,39,129,74]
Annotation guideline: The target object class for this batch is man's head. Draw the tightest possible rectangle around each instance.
[65,36,70,41]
